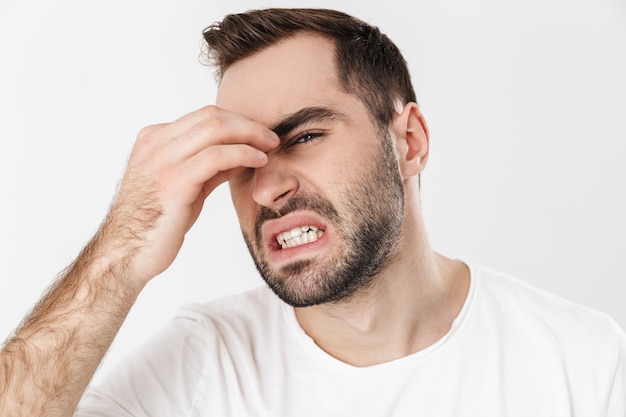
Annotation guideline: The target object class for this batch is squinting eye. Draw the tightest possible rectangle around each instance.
[293,132,322,144]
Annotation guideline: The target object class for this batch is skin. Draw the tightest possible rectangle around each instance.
[0,32,469,416]
[236,108,406,308]
[219,33,470,366]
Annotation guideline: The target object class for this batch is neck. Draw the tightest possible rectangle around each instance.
[294,199,470,367]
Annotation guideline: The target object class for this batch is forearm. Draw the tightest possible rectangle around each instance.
[0,241,142,417]
[0,105,278,416]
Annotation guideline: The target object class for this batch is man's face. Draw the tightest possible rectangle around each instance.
[217,34,405,307]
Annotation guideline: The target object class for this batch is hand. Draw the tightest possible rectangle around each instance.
[97,105,278,286]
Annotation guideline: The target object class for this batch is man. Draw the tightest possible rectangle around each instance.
[0,8,624,416]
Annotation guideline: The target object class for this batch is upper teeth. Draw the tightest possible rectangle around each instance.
[277,226,324,249]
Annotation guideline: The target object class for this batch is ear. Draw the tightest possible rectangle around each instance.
[390,102,430,179]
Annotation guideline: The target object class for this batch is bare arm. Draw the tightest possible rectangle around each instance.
[0,106,279,417]
[0,238,141,416]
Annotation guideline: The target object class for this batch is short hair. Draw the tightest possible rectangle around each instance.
[202,8,417,131]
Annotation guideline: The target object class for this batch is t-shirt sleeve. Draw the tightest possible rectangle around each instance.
[73,310,211,417]
[606,318,626,417]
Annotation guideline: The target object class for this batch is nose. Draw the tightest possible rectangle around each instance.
[252,154,298,210]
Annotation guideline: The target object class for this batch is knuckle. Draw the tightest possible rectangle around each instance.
[134,130,156,151]
[204,144,222,161]
[203,145,234,168]
[198,115,225,135]
[137,124,163,140]
[134,126,167,156]
[202,104,220,116]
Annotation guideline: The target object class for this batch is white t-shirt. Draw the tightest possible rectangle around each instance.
[75,265,626,416]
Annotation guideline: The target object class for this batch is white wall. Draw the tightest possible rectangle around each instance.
[1,0,625,381]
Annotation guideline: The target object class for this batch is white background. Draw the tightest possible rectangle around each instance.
[1,0,625,382]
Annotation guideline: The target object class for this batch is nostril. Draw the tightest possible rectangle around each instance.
[274,190,291,202]
[252,165,298,208]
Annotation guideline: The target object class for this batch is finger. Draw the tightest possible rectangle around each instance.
[168,112,279,160]
[140,105,223,140]
[202,166,248,196]
[168,144,268,204]
[155,105,277,150]
[186,143,267,183]
[138,106,278,164]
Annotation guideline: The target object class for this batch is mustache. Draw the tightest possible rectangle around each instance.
[254,195,341,238]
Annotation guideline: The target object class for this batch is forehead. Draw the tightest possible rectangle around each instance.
[216,33,356,126]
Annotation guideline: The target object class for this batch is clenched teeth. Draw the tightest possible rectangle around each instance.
[277,226,324,249]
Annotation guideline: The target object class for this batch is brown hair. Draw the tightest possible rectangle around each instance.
[202,8,417,131]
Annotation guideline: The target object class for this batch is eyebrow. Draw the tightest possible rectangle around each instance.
[270,106,347,138]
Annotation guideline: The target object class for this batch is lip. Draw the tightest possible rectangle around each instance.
[261,211,330,264]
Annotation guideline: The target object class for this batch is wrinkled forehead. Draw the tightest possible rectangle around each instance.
[215,33,349,127]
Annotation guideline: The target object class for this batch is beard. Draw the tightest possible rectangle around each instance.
[241,132,405,307]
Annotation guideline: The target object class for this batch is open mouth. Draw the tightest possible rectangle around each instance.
[276,225,325,249]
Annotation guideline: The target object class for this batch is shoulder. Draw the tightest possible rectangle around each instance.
[170,285,285,343]
[473,265,615,327]
[470,264,625,364]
